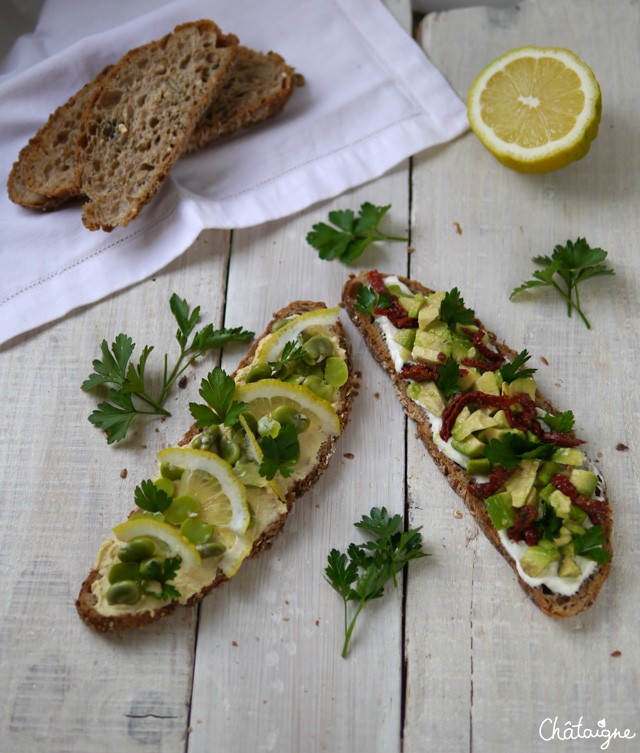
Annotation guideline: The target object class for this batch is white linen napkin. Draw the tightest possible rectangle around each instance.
[0,0,468,346]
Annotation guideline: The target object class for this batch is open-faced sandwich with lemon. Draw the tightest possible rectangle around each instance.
[342,271,612,618]
[77,302,354,631]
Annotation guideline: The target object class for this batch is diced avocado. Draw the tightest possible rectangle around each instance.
[569,468,598,497]
[504,459,540,508]
[549,489,572,519]
[467,457,491,476]
[568,505,588,525]
[502,377,537,399]
[417,291,445,329]
[553,525,572,548]
[565,520,587,536]
[524,487,539,507]
[539,483,555,503]
[407,380,446,416]
[451,406,472,433]
[474,370,500,395]
[453,409,498,441]
[397,294,426,319]
[560,541,575,557]
[485,491,515,530]
[412,325,452,365]
[558,556,582,578]
[385,283,404,297]
[457,367,479,392]
[449,333,472,361]
[394,328,416,351]
[483,427,525,442]
[492,409,510,428]
[552,447,585,466]
[519,541,561,578]
[535,460,564,487]
[450,433,486,458]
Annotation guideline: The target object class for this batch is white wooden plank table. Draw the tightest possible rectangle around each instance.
[1,1,638,752]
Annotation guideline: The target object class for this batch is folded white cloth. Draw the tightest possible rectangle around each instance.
[0,0,468,346]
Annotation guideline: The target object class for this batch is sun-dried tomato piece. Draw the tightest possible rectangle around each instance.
[368,270,418,329]
[468,465,515,499]
[460,327,505,370]
[398,363,440,382]
[508,504,539,542]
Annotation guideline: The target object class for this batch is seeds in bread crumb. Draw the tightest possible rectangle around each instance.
[616,443,629,451]
[120,468,128,479]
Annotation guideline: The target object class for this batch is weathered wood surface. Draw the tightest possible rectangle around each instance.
[1,1,638,752]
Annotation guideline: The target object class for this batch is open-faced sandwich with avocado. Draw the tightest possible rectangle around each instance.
[342,270,612,618]
[77,302,354,631]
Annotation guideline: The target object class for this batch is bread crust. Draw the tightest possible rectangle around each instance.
[342,271,612,618]
[76,300,355,632]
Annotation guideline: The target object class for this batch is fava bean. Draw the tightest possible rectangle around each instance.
[272,404,310,434]
[219,435,241,465]
[106,580,142,605]
[117,537,156,562]
[153,477,174,497]
[138,556,165,580]
[165,494,200,525]
[198,541,227,558]
[181,517,214,546]
[246,362,273,383]
[302,375,334,401]
[160,462,184,481]
[302,335,333,364]
[108,561,140,584]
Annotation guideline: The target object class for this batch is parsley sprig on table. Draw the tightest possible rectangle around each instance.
[510,238,615,329]
[307,203,408,263]
[326,507,428,658]
[82,295,253,444]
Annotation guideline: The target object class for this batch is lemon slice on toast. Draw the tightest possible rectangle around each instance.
[254,307,340,363]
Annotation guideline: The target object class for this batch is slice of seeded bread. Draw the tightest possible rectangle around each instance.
[76,301,356,632]
[78,20,239,231]
[184,46,297,154]
[342,271,612,619]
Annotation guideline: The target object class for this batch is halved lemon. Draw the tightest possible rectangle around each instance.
[236,379,341,483]
[112,518,201,569]
[467,46,601,173]
[157,447,251,534]
[253,307,340,363]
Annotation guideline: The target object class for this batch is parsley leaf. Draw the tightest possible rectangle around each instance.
[573,525,611,563]
[306,203,407,264]
[500,350,537,382]
[142,556,182,601]
[258,423,300,480]
[189,367,247,428]
[134,479,173,513]
[354,284,392,315]
[440,288,475,327]
[484,433,557,468]
[510,238,615,329]
[436,357,462,399]
[326,506,428,657]
[542,410,575,433]
[82,295,253,443]
[268,340,307,377]
[535,501,563,541]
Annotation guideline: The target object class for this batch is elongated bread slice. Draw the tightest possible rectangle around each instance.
[79,20,239,231]
[77,301,355,632]
[184,46,296,154]
[342,270,612,618]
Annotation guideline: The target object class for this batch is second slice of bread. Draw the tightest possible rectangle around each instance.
[78,20,239,231]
